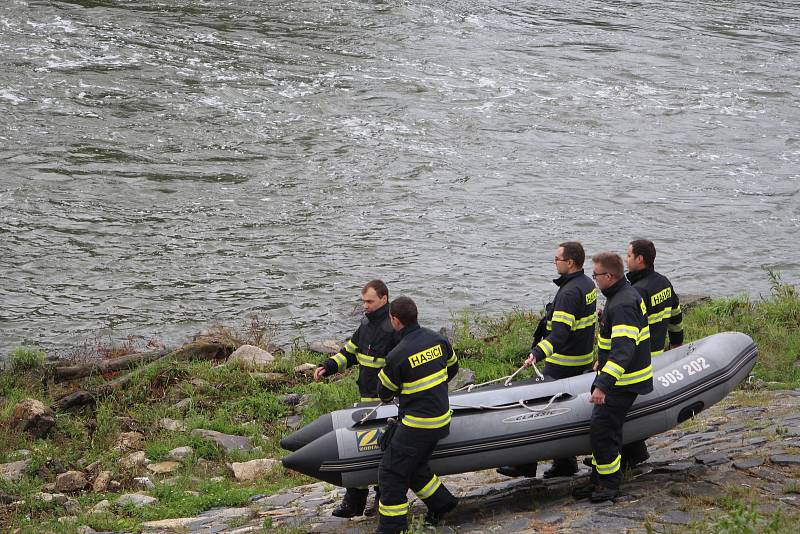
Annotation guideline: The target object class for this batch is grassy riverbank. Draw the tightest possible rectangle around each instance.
[1,280,798,533]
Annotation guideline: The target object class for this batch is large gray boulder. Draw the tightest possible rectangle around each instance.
[55,471,87,493]
[114,431,144,451]
[0,459,30,482]
[120,451,148,469]
[680,293,710,309]
[10,398,56,438]
[448,367,476,392]
[147,461,181,475]
[293,363,316,374]
[158,418,186,432]
[167,446,194,461]
[230,458,279,482]
[92,471,113,492]
[308,339,341,354]
[116,493,158,507]
[190,429,254,453]
[228,345,275,369]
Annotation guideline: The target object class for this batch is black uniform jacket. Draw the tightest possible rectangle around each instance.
[321,303,399,402]
[377,322,458,433]
[626,267,684,355]
[594,278,654,396]
[531,270,597,368]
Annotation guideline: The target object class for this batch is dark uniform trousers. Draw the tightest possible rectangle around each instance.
[620,268,683,467]
[377,425,456,534]
[589,277,652,491]
[322,304,398,514]
[537,362,591,472]
[520,271,596,475]
[590,390,638,489]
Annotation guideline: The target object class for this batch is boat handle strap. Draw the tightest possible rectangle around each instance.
[450,391,568,412]
[518,392,569,412]
[454,361,544,393]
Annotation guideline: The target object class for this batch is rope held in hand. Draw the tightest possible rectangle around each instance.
[454,360,545,392]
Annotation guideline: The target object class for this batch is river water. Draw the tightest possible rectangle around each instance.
[1,1,799,356]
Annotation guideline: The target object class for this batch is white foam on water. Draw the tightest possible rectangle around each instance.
[0,89,26,104]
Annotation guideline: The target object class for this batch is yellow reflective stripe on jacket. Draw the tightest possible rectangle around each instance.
[402,410,452,429]
[360,396,381,402]
[611,324,640,341]
[668,322,684,332]
[378,500,408,517]
[344,339,357,353]
[416,475,442,499]
[598,336,611,351]
[648,307,672,324]
[378,369,398,391]
[601,360,625,379]
[592,454,621,475]
[446,349,457,367]
[536,339,554,358]
[332,352,348,370]
[638,326,651,343]
[546,351,594,367]
[573,313,597,330]
[401,368,448,395]
[611,324,650,344]
[652,349,664,357]
[551,310,576,328]
[672,304,682,315]
[615,364,653,386]
[549,312,595,331]
[356,352,385,369]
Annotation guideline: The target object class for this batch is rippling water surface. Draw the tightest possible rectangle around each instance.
[1,0,799,354]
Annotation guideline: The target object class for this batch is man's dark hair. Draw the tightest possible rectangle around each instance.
[362,279,389,299]
[592,252,625,279]
[629,239,656,268]
[390,296,418,326]
[559,241,585,268]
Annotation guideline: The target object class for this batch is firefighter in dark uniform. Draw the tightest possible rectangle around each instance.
[573,252,653,502]
[620,239,684,468]
[313,279,399,518]
[375,296,459,534]
[497,241,597,478]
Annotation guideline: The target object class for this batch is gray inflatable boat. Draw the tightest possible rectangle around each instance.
[282,332,756,487]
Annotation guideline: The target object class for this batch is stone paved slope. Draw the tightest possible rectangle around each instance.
[142,389,800,534]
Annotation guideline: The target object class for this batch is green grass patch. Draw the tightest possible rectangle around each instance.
[1,276,798,531]
[683,277,800,387]
[451,308,542,382]
[8,345,46,371]
[689,500,798,534]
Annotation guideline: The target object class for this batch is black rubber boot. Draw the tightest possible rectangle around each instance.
[424,497,458,526]
[375,514,407,534]
[620,441,650,470]
[332,488,368,518]
[542,457,579,478]
[363,487,379,517]
[496,463,538,478]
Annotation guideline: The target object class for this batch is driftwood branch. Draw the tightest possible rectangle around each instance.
[51,340,234,412]
[52,349,171,382]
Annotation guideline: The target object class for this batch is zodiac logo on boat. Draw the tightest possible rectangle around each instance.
[355,428,383,452]
[502,407,571,424]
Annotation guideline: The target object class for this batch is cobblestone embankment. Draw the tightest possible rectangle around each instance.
[140,389,800,534]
